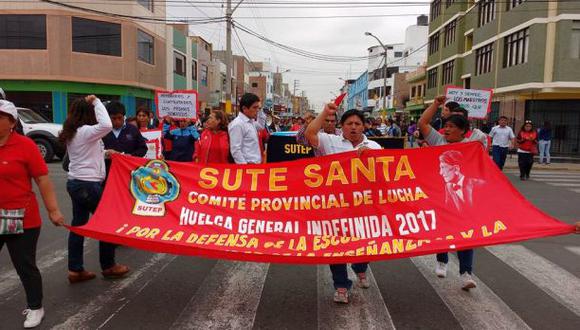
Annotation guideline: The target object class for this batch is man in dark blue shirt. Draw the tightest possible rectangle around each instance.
[102,101,147,175]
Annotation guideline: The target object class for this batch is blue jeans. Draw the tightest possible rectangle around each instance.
[492,146,509,170]
[538,140,551,164]
[436,250,474,274]
[67,179,116,272]
[330,263,368,289]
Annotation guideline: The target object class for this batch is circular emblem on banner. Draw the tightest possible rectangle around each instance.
[130,160,180,216]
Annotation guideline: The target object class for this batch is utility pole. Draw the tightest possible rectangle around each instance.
[365,32,390,112]
[225,0,233,114]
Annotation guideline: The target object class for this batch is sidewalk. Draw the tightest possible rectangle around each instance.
[502,156,580,171]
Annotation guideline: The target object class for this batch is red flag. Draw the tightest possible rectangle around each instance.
[334,93,347,107]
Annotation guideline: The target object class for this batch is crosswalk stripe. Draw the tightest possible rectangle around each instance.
[565,246,580,256]
[541,183,580,187]
[172,261,269,329]
[51,254,176,330]
[317,265,395,330]
[487,245,580,317]
[412,255,531,329]
[531,178,580,182]
[0,245,92,302]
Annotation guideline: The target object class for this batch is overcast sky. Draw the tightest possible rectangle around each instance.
[167,0,429,109]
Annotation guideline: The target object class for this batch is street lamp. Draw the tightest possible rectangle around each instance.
[365,31,389,112]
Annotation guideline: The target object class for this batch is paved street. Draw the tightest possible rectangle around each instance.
[2,163,580,329]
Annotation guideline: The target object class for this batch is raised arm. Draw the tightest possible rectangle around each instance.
[78,95,113,142]
[418,95,446,138]
[305,103,336,148]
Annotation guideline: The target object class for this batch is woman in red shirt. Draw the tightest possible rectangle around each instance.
[194,110,230,164]
[516,120,538,181]
[0,100,64,328]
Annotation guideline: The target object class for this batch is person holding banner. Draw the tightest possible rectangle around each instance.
[194,110,230,164]
[0,100,65,328]
[418,95,488,291]
[305,104,381,304]
[102,101,147,174]
[58,95,130,284]
[516,120,538,181]
[228,93,266,164]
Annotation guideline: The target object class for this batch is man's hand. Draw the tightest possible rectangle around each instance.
[49,210,65,226]
[323,103,338,116]
[575,222,580,234]
[104,149,119,159]
[357,146,370,157]
[434,95,447,106]
[85,95,97,104]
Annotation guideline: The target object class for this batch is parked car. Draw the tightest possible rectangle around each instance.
[17,107,65,162]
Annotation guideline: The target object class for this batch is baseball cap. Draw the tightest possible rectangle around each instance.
[0,100,18,120]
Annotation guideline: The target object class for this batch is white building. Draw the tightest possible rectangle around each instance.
[367,15,428,111]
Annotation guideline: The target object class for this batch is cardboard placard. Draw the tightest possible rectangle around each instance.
[445,86,493,119]
[155,90,198,120]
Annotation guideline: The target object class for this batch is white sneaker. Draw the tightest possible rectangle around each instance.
[23,308,44,328]
[333,288,349,304]
[461,273,477,291]
[435,262,448,278]
[357,272,371,289]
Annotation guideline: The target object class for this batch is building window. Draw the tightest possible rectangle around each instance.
[0,14,46,49]
[504,28,529,68]
[475,42,494,75]
[201,64,208,86]
[137,0,154,11]
[444,20,457,47]
[507,0,526,11]
[394,51,403,57]
[174,51,186,76]
[137,29,154,64]
[429,32,440,55]
[478,0,496,27]
[430,0,442,22]
[441,60,455,85]
[411,86,417,98]
[572,21,580,59]
[417,84,422,97]
[465,33,473,52]
[427,68,438,89]
[72,17,121,56]
[192,60,198,81]
[251,82,258,88]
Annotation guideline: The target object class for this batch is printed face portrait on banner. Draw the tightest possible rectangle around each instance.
[439,150,485,211]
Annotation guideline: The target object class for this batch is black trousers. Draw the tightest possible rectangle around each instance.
[0,227,42,309]
[518,152,534,178]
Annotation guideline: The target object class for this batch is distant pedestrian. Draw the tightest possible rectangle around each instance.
[538,121,552,165]
[386,118,402,137]
[58,95,130,284]
[516,120,538,181]
[0,100,65,328]
[575,222,580,234]
[489,116,515,170]
[407,120,417,147]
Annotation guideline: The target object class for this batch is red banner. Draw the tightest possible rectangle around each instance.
[69,142,575,264]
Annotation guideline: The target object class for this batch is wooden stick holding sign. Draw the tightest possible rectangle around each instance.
[444,86,493,119]
[155,90,198,120]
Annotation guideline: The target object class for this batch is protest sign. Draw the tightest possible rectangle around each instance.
[140,129,163,159]
[266,133,314,163]
[445,86,493,119]
[69,142,575,264]
[155,90,198,119]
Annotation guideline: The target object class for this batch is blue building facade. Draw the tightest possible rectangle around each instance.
[347,71,368,111]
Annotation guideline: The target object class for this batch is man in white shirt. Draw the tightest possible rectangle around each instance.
[305,104,381,305]
[228,93,266,164]
[489,116,515,170]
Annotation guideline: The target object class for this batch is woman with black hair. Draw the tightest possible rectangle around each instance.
[58,95,130,284]
[516,120,538,180]
[418,95,488,291]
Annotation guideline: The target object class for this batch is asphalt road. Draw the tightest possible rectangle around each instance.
[1,163,580,329]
